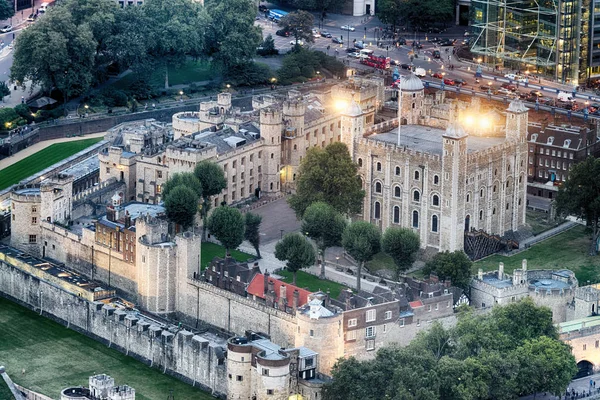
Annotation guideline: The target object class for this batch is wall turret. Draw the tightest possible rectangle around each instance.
[340,95,365,158]
[259,108,283,194]
[505,100,529,143]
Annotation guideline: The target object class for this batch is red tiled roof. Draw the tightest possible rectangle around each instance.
[409,300,423,308]
[247,274,312,307]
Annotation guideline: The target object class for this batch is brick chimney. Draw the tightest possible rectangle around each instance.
[279,285,287,310]
[292,289,300,312]
[263,272,270,296]
[325,290,331,308]
[498,262,504,280]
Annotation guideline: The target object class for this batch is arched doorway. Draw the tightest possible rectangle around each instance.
[464,215,470,232]
[575,360,594,379]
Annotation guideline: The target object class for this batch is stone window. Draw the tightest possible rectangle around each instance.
[31,206,37,213]
[31,217,37,224]
[366,340,375,351]
[106,167,110,174]
[347,330,357,341]
[394,186,401,197]
[374,201,381,218]
[433,175,439,185]
[358,158,363,167]
[583,344,587,351]
[466,193,470,203]
[366,309,376,322]
[29,235,37,244]
[427,305,432,312]
[399,318,405,327]
[236,376,243,381]
[262,368,270,376]
[393,206,400,224]
[270,153,274,159]
[413,190,420,202]
[432,194,439,206]
[157,170,162,179]
[267,389,274,395]
[365,326,376,338]
[383,324,387,333]
[596,340,599,348]
[479,210,483,220]
[414,170,420,180]
[375,182,382,193]
[412,211,419,228]
[309,329,314,337]
[431,215,438,232]
[384,311,392,320]
[376,162,382,171]
[395,166,401,175]
[348,318,357,327]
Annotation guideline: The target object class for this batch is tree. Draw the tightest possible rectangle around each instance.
[289,142,364,218]
[257,34,278,56]
[274,233,316,284]
[302,202,347,278]
[244,212,262,259]
[205,0,262,70]
[280,10,315,46]
[194,160,227,240]
[207,206,245,256]
[381,227,420,280]
[376,0,403,30]
[0,0,14,21]
[342,221,381,291]
[491,297,558,342]
[516,336,577,398]
[161,172,203,199]
[164,186,199,229]
[423,251,472,290]
[0,81,10,102]
[556,156,600,255]
[280,0,345,14]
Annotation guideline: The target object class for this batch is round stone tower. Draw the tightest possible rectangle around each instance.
[259,108,283,194]
[217,92,232,114]
[226,337,253,400]
[283,100,306,137]
[399,73,425,125]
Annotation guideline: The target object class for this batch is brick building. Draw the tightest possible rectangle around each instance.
[205,257,260,297]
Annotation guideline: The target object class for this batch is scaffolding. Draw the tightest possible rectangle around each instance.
[470,0,583,83]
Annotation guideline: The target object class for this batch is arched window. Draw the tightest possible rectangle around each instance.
[432,194,440,206]
[414,170,420,180]
[506,181,510,188]
[492,208,496,215]
[464,215,470,231]
[434,175,439,185]
[376,162,382,171]
[271,153,274,159]
[480,189,484,198]
[466,193,470,203]
[493,185,497,193]
[393,206,400,223]
[412,210,419,228]
[394,186,401,197]
[431,215,438,232]
[479,210,483,220]
[374,201,381,219]
[358,158,363,167]
[375,182,382,193]
[270,182,273,190]
[395,166,401,176]
[413,190,420,202]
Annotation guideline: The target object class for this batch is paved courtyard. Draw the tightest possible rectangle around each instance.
[248,196,301,243]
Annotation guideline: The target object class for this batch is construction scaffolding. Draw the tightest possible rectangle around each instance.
[469,0,584,84]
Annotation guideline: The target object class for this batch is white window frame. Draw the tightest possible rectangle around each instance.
[365,326,376,338]
[384,311,392,320]
[366,339,375,351]
[365,309,376,322]
[347,318,357,327]
[346,330,357,341]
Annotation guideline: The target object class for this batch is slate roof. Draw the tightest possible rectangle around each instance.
[209,256,259,284]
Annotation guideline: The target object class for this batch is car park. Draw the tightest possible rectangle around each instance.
[320,31,332,38]
[332,37,343,44]
[0,25,12,33]
[341,25,355,31]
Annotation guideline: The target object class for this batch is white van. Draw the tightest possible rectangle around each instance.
[557,92,574,102]
[414,67,426,77]
[359,49,374,59]
[39,2,49,13]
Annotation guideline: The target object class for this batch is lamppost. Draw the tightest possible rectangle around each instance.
[226,84,231,92]
[487,81,493,99]
[179,90,184,102]
[84,104,89,118]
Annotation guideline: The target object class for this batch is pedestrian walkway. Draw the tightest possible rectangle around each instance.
[518,220,578,250]
[520,373,600,399]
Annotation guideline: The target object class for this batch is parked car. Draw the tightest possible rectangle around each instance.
[439,39,455,46]
[341,25,355,31]
[27,14,36,22]
[312,30,321,38]
[400,63,411,70]
[276,29,290,37]
[332,37,343,44]
[348,52,361,58]
[320,31,332,38]
[290,40,304,46]
[431,72,444,79]
[0,25,12,33]
[354,41,366,49]
[390,59,401,66]
[443,78,455,85]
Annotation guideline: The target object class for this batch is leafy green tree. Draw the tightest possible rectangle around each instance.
[516,336,577,398]
[194,160,227,240]
[289,142,364,218]
[0,81,10,102]
[142,0,209,88]
[492,297,558,342]
[207,206,245,256]
[556,156,600,255]
[205,0,262,70]
[376,0,404,30]
[280,10,315,46]
[0,0,14,21]
[395,0,454,30]
[342,221,381,291]
[164,186,199,229]
[280,0,345,13]
[106,6,154,75]
[257,34,278,56]
[244,212,262,258]
[381,227,420,280]
[274,233,316,284]
[423,251,473,290]
[161,172,203,199]
[302,201,347,278]
[477,350,521,400]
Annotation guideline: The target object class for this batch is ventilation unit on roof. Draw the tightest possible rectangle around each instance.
[248,131,260,139]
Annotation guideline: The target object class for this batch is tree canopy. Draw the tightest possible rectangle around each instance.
[280,10,315,46]
[342,221,381,291]
[194,160,227,239]
[323,298,576,400]
[289,142,364,218]
[376,0,454,31]
[381,227,420,280]
[275,233,316,284]
[244,212,262,259]
[0,0,14,21]
[423,251,473,290]
[207,206,245,255]
[555,156,600,255]
[279,0,345,13]
[164,186,199,229]
[161,172,203,200]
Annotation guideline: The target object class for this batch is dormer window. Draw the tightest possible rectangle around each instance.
[563,139,571,148]
[530,133,538,142]
[547,136,554,145]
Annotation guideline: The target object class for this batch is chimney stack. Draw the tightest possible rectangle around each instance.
[478,268,483,280]
[325,290,331,308]
[498,263,504,280]
[279,285,287,310]
[263,272,269,296]
[292,289,300,313]
[522,259,527,271]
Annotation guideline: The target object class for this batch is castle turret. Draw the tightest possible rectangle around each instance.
[227,337,253,400]
[505,100,529,143]
[217,92,232,114]
[259,108,283,194]
[398,73,425,125]
[340,95,365,158]
[440,123,468,251]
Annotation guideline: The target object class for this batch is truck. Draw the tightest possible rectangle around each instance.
[360,54,390,70]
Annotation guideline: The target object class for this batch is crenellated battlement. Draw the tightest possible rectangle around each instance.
[260,108,283,125]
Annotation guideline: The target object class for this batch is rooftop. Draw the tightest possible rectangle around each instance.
[14,187,40,196]
[372,125,506,155]
[61,155,99,181]
[529,278,571,290]
[247,273,312,307]
[98,202,165,230]
[559,315,600,334]
[481,274,514,289]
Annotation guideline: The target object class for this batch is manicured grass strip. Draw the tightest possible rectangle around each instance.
[0,297,214,400]
[200,242,255,270]
[0,137,103,191]
[112,60,215,90]
[277,269,348,299]
[473,225,600,284]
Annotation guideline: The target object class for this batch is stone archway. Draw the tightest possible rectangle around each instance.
[575,360,595,379]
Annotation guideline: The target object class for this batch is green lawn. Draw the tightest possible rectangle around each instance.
[0,137,103,191]
[526,209,565,235]
[277,269,348,299]
[366,251,395,274]
[201,242,256,270]
[0,297,213,400]
[113,60,216,91]
[474,225,600,283]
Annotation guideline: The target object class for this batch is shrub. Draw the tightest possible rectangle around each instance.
[127,78,157,100]
[101,88,129,107]
[0,108,19,128]
[224,63,273,87]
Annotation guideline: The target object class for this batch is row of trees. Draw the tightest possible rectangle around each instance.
[323,298,577,400]
[11,0,261,99]
[377,0,454,31]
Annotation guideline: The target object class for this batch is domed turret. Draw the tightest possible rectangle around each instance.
[400,73,424,92]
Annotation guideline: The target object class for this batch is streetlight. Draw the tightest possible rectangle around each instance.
[179,90,184,102]
[226,84,231,92]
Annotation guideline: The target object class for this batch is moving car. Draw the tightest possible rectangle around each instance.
[433,50,441,59]
[431,72,444,79]
[414,67,426,77]
[348,52,361,58]
[504,73,528,83]
[341,25,355,31]
[530,90,543,97]
[0,25,12,33]
[345,47,356,53]
[312,30,321,38]
[400,63,411,70]
[443,78,455,85]
[480,85,492,92]
[501,83,517,91]
[332,37,343,44]
[439,39,455,46]
[354,41,366,49]
[496,88,512,95]
[27,14,36,22]
[453,79,466,86]
[320,31,332,38]
[397,37,406,45]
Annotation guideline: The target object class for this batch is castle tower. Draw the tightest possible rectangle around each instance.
[440,123,468,251]
[283,99,306,135]
[9,186,42,256]
[226,338,253,400]
[89,374,116,399]
[217,92,232,114]
[174,231,201,317]
[398,73,425,125]
[340,95,365,158]
[259,108,283,194]
[295,294,343,375]
[505,100,529,143]
[135,215,177,314]
[40,174,74,225]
